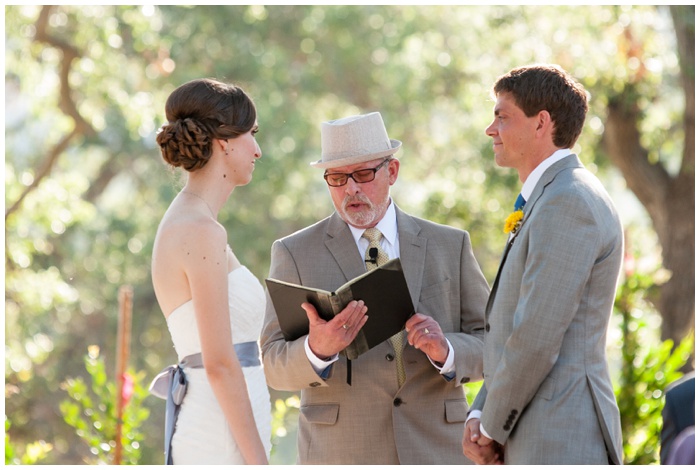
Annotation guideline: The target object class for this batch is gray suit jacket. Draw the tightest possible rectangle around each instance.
[472,155,624,464]
[260,205,489,464]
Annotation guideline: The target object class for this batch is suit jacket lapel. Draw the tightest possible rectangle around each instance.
[485,237,515,316]
[486,154,583,317]
[324,212,366,282]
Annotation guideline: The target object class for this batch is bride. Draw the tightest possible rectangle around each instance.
[150,78,270,464]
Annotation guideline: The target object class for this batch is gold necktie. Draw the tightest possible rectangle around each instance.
[362,227,406,387]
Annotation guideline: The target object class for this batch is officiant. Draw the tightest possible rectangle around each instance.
[260,111,489,464]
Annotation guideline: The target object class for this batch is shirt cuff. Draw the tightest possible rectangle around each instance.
[304,336,338,375]
[466,409,482,425]
[480,423,493,440]
[465,410,492,439]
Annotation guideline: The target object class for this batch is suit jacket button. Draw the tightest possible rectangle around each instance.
[309,382,321,388]
[511,409,518,415]
[393,398,403,407]
[503,424,510,431]
[386,353,395,361]
[485,323,490,332]
[460,377,470,384]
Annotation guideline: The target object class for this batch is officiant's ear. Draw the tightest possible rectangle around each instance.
[388,158,400,186]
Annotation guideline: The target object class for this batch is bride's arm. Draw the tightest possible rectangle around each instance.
[185,221,268,465]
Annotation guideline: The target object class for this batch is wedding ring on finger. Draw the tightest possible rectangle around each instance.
[342,324,349,330]
[423,328,429,334]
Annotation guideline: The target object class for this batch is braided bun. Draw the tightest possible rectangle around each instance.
[157,118,212,171]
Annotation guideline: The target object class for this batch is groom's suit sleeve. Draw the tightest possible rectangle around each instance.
[480,186,607,444]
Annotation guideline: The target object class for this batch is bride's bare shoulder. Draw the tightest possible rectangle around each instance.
[153,212,227,278]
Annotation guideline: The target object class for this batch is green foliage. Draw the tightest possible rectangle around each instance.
[5,419,12,464]
[269,394,301,464]
[464,381,481,406]
[613,264,694,464]
[59,347,151,465]
[5,417,53,465]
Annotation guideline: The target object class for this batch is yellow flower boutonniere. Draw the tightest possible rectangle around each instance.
[503,210,524,234]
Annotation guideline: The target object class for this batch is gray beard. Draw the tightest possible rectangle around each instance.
[339,195,389,228]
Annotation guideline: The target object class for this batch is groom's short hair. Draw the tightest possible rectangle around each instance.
[492,64,588,149]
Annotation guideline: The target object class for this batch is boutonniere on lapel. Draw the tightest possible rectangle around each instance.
[503,209,524,234]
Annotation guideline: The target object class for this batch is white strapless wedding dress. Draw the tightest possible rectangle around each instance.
[166,266,272,464]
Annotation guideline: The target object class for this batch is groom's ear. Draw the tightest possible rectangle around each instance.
[534,110,554,139]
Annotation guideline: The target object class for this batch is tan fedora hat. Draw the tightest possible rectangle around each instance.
[310,112,402,169]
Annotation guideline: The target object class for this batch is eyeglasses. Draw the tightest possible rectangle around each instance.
[323,158,391,187]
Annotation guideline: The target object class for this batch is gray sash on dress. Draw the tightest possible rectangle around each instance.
[148,341,261,465]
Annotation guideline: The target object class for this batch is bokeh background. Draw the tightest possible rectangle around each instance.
[4,5,694,465]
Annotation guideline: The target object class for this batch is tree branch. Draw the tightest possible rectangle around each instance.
[6,6,97,221]
[83,155,125,204]
[5,128,80,220]
[34,6,95,135]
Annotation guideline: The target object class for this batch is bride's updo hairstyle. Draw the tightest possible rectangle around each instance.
[156,78,257,171]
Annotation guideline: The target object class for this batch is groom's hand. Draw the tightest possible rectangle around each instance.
[304,300,368,359]
[462,418,504,465]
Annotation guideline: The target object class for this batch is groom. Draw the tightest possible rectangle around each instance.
[463,64,624,464]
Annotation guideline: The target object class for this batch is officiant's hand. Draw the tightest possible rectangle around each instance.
[303,300,368,359]
[406,313,449,364]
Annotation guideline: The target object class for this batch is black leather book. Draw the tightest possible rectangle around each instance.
[265,258,415,360]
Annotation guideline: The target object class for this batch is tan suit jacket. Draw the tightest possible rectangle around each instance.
[472,155,624,464]
[261,205,489,464]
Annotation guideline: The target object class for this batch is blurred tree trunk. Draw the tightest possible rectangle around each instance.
[603,5,694,355]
